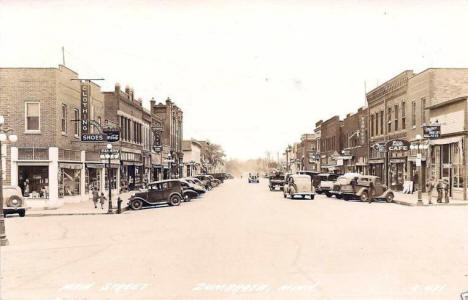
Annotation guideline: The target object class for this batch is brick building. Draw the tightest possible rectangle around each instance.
[340,107,368,174]
[182,140,202,177]
[151,98,184,178]
[0,65,107,208]
[367,68,468,193]
[319,116,342,172]
[295,134,319,171]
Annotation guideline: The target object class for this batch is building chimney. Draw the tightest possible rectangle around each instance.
[115,83,121,94]
[125,85,130,95]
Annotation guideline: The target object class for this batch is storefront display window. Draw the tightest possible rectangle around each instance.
[85,168,100,193]
[58,167,81,197]
[18,166,49,198]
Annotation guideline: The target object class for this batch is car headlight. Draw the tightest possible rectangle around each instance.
[11,199,19,205]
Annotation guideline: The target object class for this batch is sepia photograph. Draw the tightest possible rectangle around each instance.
[1,0,468,299]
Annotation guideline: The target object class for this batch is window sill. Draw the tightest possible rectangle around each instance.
[24,131,41,135]
[62,132,67,136]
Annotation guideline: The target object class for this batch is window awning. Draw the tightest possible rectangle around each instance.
[429,136,462,145]
[59,163,82,169]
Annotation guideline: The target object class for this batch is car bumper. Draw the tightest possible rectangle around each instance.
[4,207,27,213]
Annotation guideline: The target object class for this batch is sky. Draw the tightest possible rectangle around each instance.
[1,0,468,160]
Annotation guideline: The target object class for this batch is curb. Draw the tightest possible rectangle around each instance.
[26,207,130,217]
[393,199,468,207]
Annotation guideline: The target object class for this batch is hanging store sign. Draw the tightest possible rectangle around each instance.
[385,139,410,152]
[423,124,441,139]
[103,129,120,142]
[372,142,387,153]
[80,83,90,135]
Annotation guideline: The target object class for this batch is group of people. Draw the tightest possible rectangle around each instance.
[90,187,107,209]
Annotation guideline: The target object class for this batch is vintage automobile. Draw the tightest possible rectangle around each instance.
[179,179,201,201]
[268,172,285,191]
[316,173,340,196]
[330,173,361,199]
[206,175,221,187]
[184,178,206,194]
[128,180,183,210]
[283,174,315,199]
[208,173,226,183]
[194,175,213,190]
[332,174,394,202]
[248,173,259,183]
[3,186,27,217]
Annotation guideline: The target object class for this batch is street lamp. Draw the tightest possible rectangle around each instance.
[410,134,429,206]
[0,115,18,246]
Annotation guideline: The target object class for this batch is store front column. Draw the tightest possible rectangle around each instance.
[10,147,18,186]
[116,166,121,194]
[99,167,105,194]
[48,147,59,207]
[80,151,86,202]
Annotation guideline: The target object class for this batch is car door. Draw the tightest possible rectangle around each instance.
[147,184,159,203]
[373,178,384,197]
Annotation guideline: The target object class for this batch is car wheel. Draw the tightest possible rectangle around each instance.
[336,194,342,199]
[7,195,22,208]
[130,199,143,210]
[386,192,394,203]
[184,194,192,202]
[343,195,349,201]
[316,191,322,194]
[169,194,182,206]
[18,210,25,217]
[360,191,369,202]
[310,194,315,200]
[325,192,332,198]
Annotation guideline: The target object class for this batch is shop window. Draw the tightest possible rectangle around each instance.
[25,102,40,132]
[380,110,384,135]
[387,107,392,133]
[375,112,378,136]
[421,98,426,125]
[58,167,81,197]
[18,166,49,198]
[394,104,399,131]
[370,115,374,136]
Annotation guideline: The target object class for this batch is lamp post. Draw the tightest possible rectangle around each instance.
[166,154,172,179]
[105,143,113,214]
[410,134,429,206]
[0,115,18,246]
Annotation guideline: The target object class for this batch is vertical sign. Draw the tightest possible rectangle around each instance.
[360,116,366,145]
[81,82,90,135]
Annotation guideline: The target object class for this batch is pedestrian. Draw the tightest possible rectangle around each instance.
[99,192,106,209]
[92,187,99,208]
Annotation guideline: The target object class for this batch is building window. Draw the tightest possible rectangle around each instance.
[61,104,67,134]
[375,112,378,136]
[394,104,399,131]
[25,102,40,132]
[412,101,416,128]
[370,115,374,137]
[421,98,426,125]
[387,107,392,133]
[401,102,406,130]
[380,110,383,135]
[98,117,101,125]
[74,109,79,137]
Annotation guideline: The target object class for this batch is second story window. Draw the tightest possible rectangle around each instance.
[74,109,79,137]
[380,110,383,135]
[394,104,399,131]
[421,98,426,125]
[387,107,392,133]
[401,102,406,130]
[61,104,67,134]
[370,115,374,137]
[412,101,416,128]
[25,102,40,132]
[375,112,378,136]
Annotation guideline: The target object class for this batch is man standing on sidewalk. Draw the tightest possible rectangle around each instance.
[92,187,99,209]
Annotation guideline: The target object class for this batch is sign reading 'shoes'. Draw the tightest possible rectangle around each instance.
[386,139,410,151]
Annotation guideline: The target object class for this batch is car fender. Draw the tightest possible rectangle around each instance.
[129,196,152,205]
[168,192,183,200]
[183,190,198,198]
[355,187,368,197]
[381,189,394,198]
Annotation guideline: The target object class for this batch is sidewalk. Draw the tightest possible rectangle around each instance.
[392,191,468,206]
[26,191,133,217]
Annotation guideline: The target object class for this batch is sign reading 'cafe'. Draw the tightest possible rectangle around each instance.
[385,139,410,152]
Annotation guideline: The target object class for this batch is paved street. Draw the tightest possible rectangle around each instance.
[2,178,468,300]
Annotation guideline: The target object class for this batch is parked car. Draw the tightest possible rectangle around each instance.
[330,173,361,199]
[248,173,259,183]
[316,173,340,196]
[297,170,320,188]
[281,173,294,194]
[338,175,395,202]
[268,172,285,191]
[206,175,221,187]
[208,173,226,183]
[194,175,213,190]
[179,179,201,202]
[128,180,183,210]
[283,174,315,199]
[184,178,206,194]
[2,186,27,217]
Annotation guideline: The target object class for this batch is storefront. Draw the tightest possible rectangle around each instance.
[369,159,385,181]
[388,157,406,191]
[428,137,464,198]
[58,163,82,198]
[18,165,49,198]
[85,163,103,193]
[120,151,143,191]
